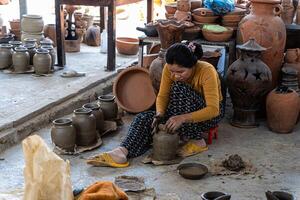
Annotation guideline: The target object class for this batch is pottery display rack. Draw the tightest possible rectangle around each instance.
[55,0,154,71]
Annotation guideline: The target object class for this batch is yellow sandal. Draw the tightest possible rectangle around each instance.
[86,152,129,168]
[178,141,208,157]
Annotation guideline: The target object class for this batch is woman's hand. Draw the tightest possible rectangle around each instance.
[151,112,164,133]
[166,114,190,133]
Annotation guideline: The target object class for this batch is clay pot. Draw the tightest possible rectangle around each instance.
[222,14,244,22]
[202,27,233,42]
[281,66,300,94]
[226,39,272,128]
[33,48,51,75]
[200,50,222,68]
[174,10,192,21]
[116,37,139,55]
[85,25,100,46]
[191,0,202,10]
[0,33,15,44]
[41,45,56,70]
[40,39,54,47]
[65,38,81,52]
[51,118,76,152]
[83,103,104,134]
[165,3,177,14]
[281,3,295,24]
[12,46,29,72]
[72,108,97,146]
[266,86,300,133]
[98,95,118,120]
[201,191,231,200]
[0,44,13,69]
[237,0,286,88]
[296,4,300,24]
[177,0,191,12]
[82,14,94,28]
[192,8,214,16]
[285,48,300,63]
[22,44,36,65]
[136,22,158,37]
[265,191,295,200]
[142,53,158,69]
[8,40,22,50]
[21,32,44,44]
[113,67,156,113]
[21,14,44,33]
[182,25,201,40]
[43,24,56,47]
[9,19,20,30]
[153,124,179,161]
[284,63,300,86]
[192,14,219,23]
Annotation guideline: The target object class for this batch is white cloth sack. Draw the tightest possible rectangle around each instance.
[22,135,73,200]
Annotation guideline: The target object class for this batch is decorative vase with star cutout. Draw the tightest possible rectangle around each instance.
[226,38,272,128]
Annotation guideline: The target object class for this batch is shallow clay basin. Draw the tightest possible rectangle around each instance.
[116,37,139,55]
[177,163,208,180]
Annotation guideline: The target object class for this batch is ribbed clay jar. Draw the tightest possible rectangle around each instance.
[23,38,37,47]
[21,14,44,33]
[33,48,51,75]
[83,102,104,134]
[22,44,36,65]
[41,45,56,70]
[51,118,76,152]
[98,95,118,120]
[21,32,44,44]
[8,40,22,50]
[12,46,29,72]
[72,108,97,146]
[0,44,13,69]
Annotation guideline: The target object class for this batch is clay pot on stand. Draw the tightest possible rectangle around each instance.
[237,0,286,88]
[226,38,272,128]
[0,44,13,69]
[83,103,104,134]
[153,124,179,161]
[98,95,118,120]
[33,48,51,75]
[266,86,300,133]
[72,108,97,146]
[149,20,185,93]
[51,118,76,152]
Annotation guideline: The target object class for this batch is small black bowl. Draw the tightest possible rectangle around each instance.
[177,163,208,180]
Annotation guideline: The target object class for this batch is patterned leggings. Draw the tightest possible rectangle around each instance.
[120,81,224,158]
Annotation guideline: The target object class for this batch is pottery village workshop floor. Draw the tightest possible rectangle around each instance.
[0,99,300,199]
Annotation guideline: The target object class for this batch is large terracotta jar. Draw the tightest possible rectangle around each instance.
[72,108,97,146]
[51,118,76,152]
[266,86,300,133]
[226,39,272,128]
[83,103,104,134]
[149,20,185,93]
[0,44,13,69]
[98,95,118,120]
[237,0,286,88]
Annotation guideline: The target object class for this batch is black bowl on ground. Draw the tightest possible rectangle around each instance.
[177,163,208,180]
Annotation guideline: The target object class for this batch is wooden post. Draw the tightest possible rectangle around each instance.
[147,0,153,23]
[107,1,116,71]
[55,0,66,67]
[19,0,27,19]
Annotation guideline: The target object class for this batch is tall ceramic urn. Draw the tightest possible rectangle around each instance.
[226,39,272,128]
[149,20,185,93]
[237,0,286,88]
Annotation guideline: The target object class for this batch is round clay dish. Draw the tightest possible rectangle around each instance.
[177,163,208,180]
[113,67,156,113]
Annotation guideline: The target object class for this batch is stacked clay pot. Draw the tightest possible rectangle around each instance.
[9,19,21,40]
[0,44,13,69]
[72,108,97,146]
[12,46,29,72]
[33,48,51,75]
[192,8,218,25]
[165,3,177,19]
[266,86,300,133]
[74,12,88,43]
[222,7,247,29]
[51,118,76,152]
[21,15,44,44]
[283,48,300,87]
[174,0,192,21]
[83,103,104,135]
[98,95,118,120]
[43,24,56,46]
[281,0,295,24]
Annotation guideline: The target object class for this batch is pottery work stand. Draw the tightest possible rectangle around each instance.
[142,153,184,166]
[54,0,154,71]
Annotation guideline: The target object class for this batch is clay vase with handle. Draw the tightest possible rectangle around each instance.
[237,0,286,88]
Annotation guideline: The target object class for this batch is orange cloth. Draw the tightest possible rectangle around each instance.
[79,181,128,200]
[156,61,223,122]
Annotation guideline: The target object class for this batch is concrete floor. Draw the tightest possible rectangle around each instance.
[0,44,136,132]
[0,106,299,199]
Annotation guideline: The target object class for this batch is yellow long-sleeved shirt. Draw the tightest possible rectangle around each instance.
[156,61,223,123]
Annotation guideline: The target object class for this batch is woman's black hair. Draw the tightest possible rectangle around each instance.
[165,42,203,68]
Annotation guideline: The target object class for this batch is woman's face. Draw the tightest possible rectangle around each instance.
[168,63,193,82]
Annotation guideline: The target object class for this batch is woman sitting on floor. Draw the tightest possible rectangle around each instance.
[87,42,224,168]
